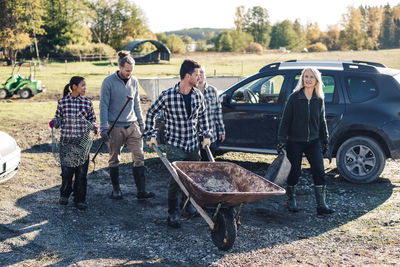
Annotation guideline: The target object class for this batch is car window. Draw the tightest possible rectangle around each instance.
[294,75,335,103]
[346,77,377,103]
[230,75,284,104]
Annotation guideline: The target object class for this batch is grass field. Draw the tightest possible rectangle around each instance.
[1,49,399,98]
[1,49,400,132]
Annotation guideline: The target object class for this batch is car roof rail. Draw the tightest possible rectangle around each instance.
[280,60,345,70]
[259,62,281,72]
[343,63,379,73]
[352,60,386,67]
[283,59,386,68]
[259,60,386,73]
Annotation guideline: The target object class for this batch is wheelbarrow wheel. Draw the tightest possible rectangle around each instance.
[211,208,237,251]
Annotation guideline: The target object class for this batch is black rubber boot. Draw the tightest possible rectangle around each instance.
[133,166,155,200]
[315,185,335,215]
[109,166,122,199]
[287,185,299,212]
[167,198,181,228]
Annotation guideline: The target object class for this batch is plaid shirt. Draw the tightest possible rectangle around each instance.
[202,83,225,143]
[145,82,209,152]
[54,94,96,138]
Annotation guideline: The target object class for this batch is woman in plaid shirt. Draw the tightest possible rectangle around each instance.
[49,76,97,210]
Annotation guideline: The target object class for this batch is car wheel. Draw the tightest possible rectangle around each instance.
[0,89,8,99]
[19,88,31,99]
[336,136,385,183]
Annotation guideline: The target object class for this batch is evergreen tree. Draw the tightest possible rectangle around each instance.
[379,4,395,49]
[40,0,92,54]
[90,0,152,50]
[243,6,271,47]
[269,20,299,50]
[217,32,234,52]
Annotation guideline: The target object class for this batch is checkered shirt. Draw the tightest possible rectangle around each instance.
[54,94,96,138]
[145,83,209,152]
[202,83,225,143]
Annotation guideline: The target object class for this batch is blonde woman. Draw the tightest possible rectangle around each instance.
[278,67,334,215]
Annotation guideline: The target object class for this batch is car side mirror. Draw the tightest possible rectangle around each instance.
[220,94,230,105]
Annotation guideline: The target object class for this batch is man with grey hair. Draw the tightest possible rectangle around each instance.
[99,51,154,200]
[197,66,225,160]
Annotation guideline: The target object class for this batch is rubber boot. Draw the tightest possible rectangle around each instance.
[109,166,122,199]
[314,185,335,215]
[167,198,181,228]
[133,166,155,200]
[287,185,299,212]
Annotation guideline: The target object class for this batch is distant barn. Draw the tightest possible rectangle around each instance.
[123,39,170,64]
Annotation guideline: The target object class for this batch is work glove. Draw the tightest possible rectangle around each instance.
[277,142,286,154]
[49,118,60,129]
[201,137,211,149]
[146,137,158,149]
[92,123,99,135]
[100,128,109,142]
[322,143,329,155]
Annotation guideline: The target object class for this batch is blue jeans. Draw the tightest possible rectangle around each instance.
[286,139,326,186]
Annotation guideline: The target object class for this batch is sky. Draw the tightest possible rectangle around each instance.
[132,0,400,33]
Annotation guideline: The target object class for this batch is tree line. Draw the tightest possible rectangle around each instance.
[0,1,399,65]
[208,4,400,53]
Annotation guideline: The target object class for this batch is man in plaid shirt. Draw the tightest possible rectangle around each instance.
[197,66,225,161]
[144,59,210,228]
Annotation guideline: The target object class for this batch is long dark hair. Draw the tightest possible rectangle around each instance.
[63,76,85,97]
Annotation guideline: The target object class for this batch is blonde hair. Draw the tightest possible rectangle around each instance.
[293,67,324,99]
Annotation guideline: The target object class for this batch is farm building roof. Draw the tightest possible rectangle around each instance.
[123,39,170,63]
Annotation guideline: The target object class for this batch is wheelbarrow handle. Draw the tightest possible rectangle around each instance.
[151,144,215,230]
[205,145,215,162]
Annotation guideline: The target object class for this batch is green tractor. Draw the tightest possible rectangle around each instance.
[0,62,45,99]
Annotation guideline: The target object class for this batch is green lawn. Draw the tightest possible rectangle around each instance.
[1,49,400,98]
[1,48,399,131]
[0,100,101,132]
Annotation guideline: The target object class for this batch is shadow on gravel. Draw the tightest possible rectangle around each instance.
[219,156,395,249]
[0,154,395,266]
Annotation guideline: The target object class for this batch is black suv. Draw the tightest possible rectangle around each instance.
[217,60,400,183]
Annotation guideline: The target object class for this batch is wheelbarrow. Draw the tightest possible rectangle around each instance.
[152,144,286,251]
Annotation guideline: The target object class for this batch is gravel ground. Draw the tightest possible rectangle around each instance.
[1,109,400,266]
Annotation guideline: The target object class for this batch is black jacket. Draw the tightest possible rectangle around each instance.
[278,89,329,144]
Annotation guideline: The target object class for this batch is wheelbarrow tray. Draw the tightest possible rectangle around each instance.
[172,161,286,207]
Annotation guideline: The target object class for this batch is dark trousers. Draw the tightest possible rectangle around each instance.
[286,139,326,186]
[60,158,89,203]
[165,144,199,200]
[199,141,216,162]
